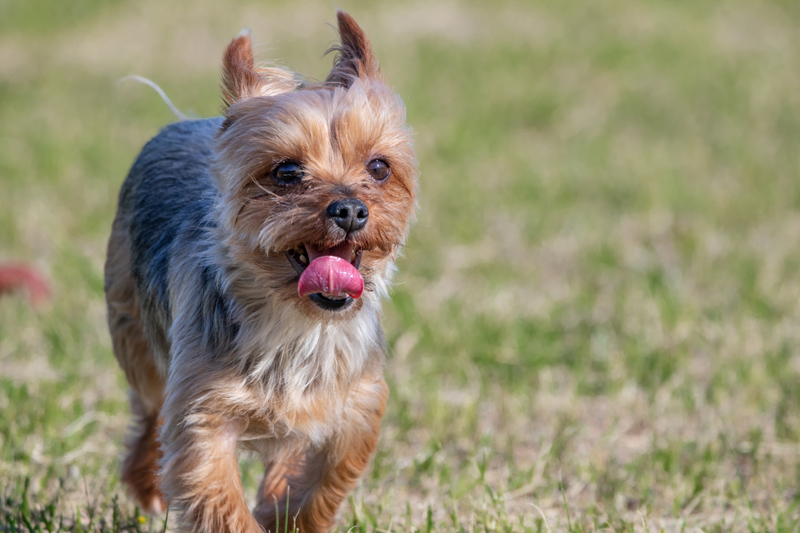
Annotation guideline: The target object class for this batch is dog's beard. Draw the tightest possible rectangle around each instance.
[226,199,401,313]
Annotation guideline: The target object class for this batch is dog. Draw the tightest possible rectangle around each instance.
[104,11,417,532]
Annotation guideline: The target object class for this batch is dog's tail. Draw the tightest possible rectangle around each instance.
[117,75,188,121]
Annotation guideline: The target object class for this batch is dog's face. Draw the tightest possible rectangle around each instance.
[213,13,417,317]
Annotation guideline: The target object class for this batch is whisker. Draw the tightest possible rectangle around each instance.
[234,172,300,225]
[248,173,278,197]
[234,194,274,225]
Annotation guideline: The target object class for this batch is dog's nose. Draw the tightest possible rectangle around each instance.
[327,198,368,233]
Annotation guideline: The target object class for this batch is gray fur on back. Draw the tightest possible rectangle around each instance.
[117,117,237,360]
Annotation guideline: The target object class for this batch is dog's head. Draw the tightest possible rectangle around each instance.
[213,11,417,317]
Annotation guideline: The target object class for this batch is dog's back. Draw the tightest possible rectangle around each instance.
[123,117,223,284]
[111,118,226,365]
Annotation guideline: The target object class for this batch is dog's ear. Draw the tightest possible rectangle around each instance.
[221,29,263,108]
[326,10,382,87]
[221,29,298,109]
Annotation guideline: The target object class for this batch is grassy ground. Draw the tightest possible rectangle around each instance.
[2,0,800,531]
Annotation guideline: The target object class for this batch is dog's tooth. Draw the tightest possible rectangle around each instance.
[299,254,307,264]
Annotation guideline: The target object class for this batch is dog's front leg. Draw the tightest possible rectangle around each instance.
[158,391,260,533]
[254,375,388,533]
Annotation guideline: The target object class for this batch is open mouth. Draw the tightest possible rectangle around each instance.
[285,242,364,311]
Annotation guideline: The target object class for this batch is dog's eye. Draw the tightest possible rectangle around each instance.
[367,159,390,182]
[273,161,304,184]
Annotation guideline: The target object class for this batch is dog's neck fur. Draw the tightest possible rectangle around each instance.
[205,223,389,407]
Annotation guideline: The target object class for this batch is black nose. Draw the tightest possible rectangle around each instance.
[327,198,369,233]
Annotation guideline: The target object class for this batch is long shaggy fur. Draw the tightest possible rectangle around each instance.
[104,10,417,533]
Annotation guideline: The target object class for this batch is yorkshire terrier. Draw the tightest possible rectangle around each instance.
[104,11,417,533]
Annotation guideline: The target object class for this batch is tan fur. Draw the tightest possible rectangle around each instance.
[105,211,167,510]
[105,10,417,533]
[221,29,301,109]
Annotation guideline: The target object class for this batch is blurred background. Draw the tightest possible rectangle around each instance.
[2,0,800,531]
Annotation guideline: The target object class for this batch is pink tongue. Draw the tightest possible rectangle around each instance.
[298,255,364,299]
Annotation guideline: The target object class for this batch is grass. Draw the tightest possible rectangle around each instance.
[2,0,800,531]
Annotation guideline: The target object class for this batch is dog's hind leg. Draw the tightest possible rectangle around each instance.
[121,392,166,513]
[105,214,167,513]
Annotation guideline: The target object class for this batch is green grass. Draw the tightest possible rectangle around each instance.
[2,0,800,531]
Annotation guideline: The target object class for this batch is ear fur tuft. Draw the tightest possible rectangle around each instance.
[221,29,262,108]
[220,29,300,110]
[326,10,382,87]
